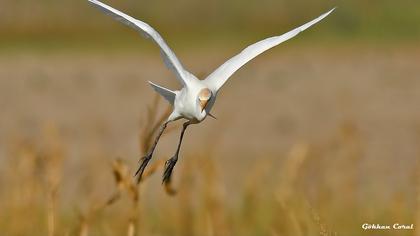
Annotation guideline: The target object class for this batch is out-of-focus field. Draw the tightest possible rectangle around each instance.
[1,0,420,235]
[1,45,419,236]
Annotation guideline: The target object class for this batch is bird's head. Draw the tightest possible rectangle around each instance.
[198,88,212,112]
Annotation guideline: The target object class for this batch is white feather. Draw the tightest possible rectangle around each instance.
[88,0,198,87]
[148,81,176,105]
[89,1,335,123]
[204,8,336,92]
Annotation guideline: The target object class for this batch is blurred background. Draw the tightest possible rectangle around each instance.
[0,0,419,235]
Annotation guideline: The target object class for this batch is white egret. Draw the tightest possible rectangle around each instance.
[88,0,335,184]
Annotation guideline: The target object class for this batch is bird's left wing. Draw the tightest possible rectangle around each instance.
[204,8,335,92]
[88,0,196,87]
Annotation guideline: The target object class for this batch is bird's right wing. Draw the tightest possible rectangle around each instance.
[148,81,176,105]
[204,8,335,92]
[88,0,196,87]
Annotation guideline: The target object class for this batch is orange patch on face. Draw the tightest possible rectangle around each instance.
[198,88,212,101]
[198,88,211,112]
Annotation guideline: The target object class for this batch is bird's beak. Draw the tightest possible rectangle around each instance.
[200,99,208,112]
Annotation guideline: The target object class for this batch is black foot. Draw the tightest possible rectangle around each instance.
[162,156,178,184]
[134,154,152,183]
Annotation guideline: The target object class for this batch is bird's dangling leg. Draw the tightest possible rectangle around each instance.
[135,121,169,183]
[162,121,190,184]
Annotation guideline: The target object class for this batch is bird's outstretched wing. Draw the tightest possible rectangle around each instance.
[88,0,196,87]
[204,8,335,92]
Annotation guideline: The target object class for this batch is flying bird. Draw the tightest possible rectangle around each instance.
[88,0,335,184]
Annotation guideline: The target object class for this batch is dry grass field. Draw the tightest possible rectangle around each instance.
[0,43,419,236]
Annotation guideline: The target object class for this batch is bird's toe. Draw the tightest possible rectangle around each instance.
[135,154,152,182]
[162,157,177,184]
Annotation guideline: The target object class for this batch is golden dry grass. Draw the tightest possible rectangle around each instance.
[0,46,419,236]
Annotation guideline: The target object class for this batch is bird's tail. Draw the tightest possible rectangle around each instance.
[148,81,176,105]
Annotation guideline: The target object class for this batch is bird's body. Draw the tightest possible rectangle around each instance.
[173,84,210,123]
[151,80,213,123]
[88,0,335,184]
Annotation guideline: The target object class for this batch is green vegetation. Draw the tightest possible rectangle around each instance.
[1,0,420,50]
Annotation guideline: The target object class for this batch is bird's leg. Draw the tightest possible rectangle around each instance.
[162,121,190,184]
[135,121,169,183]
